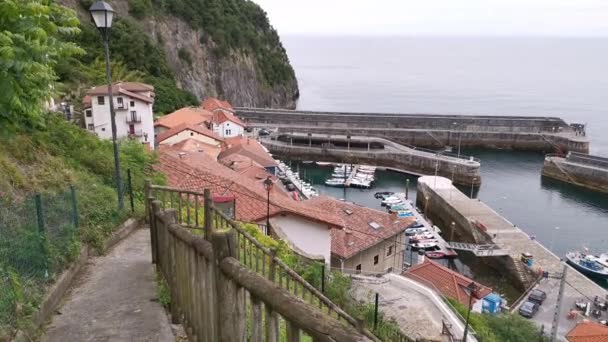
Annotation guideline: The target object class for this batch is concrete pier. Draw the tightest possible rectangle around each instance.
[237,108,589,153]
[543,152,608,193]
[416,176,607,340]
[261,133,482,186]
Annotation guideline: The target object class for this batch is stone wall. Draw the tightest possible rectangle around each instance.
[542,157,608,193]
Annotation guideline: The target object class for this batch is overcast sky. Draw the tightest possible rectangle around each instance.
[252,0,608,36]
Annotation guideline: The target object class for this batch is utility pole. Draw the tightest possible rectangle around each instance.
[550,265,568,342]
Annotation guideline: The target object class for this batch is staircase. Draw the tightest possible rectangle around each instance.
[512,258,537,289]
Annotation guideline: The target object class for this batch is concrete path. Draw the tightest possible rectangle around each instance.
[42,228,174,342]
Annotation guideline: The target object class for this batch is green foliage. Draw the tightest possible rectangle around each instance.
[0,0,83,131]
[156,272,171,308]
[128,0,153,19]
[147,77,199,115]
[151,0,296,86]
[178,47,192,65]
[446,298,546,342]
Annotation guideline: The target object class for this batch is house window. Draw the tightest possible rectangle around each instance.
[97,96,105,105]
[373,255,379,265]
[130,101,135,107]
[101,127,106,131]
[85,110,92,118]
[87,124,94,130]
[355,264,361,274]
[117,97,123,106]
[225,129,231,135]
[387,246,393,256]
[190,132,194,136]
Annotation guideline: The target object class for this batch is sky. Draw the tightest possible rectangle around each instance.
[252,0,608,36]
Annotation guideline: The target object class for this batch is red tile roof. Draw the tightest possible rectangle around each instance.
[159,138,222,159]
[202,97,233,112]
[212,110,246,127]
[305,196,415,259]
[156,123,223,144]
[219,137,277,168]
[156,152,342,228]
[404,260,492,306]
[567,321,608,342]
[154,107,214,129]
[86,82,155,103]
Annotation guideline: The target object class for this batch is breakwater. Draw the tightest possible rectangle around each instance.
[236,108,589,153]
[542,152,608,193]
[261,133,481,186]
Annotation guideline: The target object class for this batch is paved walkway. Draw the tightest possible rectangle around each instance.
[42,228,174,342]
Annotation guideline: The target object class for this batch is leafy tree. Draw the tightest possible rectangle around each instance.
[0,0,83,131]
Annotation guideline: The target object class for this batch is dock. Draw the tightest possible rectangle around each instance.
[343,165,359,187]
[417,176,607,340]
[543,152,608,193]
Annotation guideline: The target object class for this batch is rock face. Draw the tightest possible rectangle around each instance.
[147,16,299,108]
[59,0,299,109]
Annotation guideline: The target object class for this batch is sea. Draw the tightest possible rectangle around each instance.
[280,36,608,291]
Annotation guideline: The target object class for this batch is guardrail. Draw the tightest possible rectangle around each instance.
[146,184,379,341]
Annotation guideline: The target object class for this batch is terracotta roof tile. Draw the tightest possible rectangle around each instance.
[156,152,342,228]
[404,260,492,306]
[212,110,246,127]
[305,196,415,259]
[154,107,213,129]
[159,138,222,159]
[157,123,223,144]
[202,97,233,112]
[567,321,608,342]
[219,137,277,168]
[86,82,155,103]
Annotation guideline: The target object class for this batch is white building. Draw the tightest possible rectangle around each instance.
[201,97,246,138]
[83,82,155,150]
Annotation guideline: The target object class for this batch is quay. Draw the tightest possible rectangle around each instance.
[236,107,589,153]
[416,176,608,340]
[260,132,482,186]
[543,152,608,193]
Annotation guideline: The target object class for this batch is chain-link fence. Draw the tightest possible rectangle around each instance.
[0,171,137,336]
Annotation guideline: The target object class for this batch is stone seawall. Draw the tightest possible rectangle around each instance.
[237,108,589,153]
[542,156,608,193]
[262,139,481,186]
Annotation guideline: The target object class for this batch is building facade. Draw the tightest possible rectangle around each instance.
[84,82,155,149]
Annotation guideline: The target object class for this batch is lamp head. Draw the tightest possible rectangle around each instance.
[263,176,273,191]
[89,1,115,30]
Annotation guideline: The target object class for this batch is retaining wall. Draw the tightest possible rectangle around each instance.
[542,157,608,193]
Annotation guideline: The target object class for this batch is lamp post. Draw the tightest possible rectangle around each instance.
[90,1,124,210]
[263,176,273,235]
[470,177,477,199]
[462,281,479,342]
[453,121,462,158]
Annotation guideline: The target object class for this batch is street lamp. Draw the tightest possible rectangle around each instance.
[470,177,477,199]
[263,176,274,235]
[90,1,124,210]
[424,195,430,219]
[453,121,462,158]
[462,281,479,342]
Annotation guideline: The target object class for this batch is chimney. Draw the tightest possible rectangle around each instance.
[178,152,186,159]
[390,211,397,221]
[344,228,354,246]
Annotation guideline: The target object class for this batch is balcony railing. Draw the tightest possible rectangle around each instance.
[126,113,141,123]
[115,103,128,111]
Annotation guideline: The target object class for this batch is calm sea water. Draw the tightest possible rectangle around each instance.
[281,36,608,288]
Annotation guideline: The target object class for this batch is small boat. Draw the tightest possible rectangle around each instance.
[566,251,608,279]
[350,179,371,188]
[410,221,425,228]
[396,211,414,218]
[425,251,446,259]
[374,191,395,199]
[382,198,402,206]
[405,227,428,236]
[302,161,313,164]
[409,231,434,241]
[316,161,333,166]
[411,241,439,251]
[324,179,345,187]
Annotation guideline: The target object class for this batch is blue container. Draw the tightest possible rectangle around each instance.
[482,293,502,314]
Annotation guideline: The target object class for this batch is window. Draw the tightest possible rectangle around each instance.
[190,132,194,136]
[85,110,92,118]
[225,129,231,135]
[101,127,106,131]
[130,101,135,107]
[87,124,94,130]
[355,264,361,274]
[373,255,379,265]
[387,246,393,256]
[97,96,105,105]
[117,97,123,105]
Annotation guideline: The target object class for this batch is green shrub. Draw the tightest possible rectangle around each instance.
[128,0,153,18]
[178,47,193,65]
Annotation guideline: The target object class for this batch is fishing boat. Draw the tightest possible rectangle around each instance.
[425,251,447,259]
[382,197,402,206]
[566,251,608,279]
[316,162,333,166]
[350,178,371,188]
[411,241,439,251]
[408,231,434,241]
[374,191,394,199]
[396,210,414,218]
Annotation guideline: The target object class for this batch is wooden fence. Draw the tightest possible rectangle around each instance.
[146,184,375,341]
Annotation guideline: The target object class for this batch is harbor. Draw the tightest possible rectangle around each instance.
[416,175,608,339]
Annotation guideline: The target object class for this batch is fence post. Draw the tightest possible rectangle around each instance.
[204,189,212,239]
[70,185,79,228]
[321,263,325,293]
[127,169,135,213]
[266,248,279,342]
[374,292,379,330]
[150,200,161,264]
[144,179,151,223]
[35,194,48,277]
[211,229,245,341]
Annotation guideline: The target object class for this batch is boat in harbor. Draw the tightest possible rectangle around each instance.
[408,231,434,241]
[566,251,608,279]
[411,241,440,251]
[425,251,447,259]
[316,162,333,166]
[405,227,428,236]
[374,191,394,199]
[382,197,402,206]
[325,179,346,187]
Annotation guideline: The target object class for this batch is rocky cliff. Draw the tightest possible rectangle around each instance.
[58,0,299,109]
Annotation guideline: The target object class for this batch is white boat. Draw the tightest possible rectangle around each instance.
[316,162,333,166]
[411,241,439,250]
[382,198,402,206]
[325,179,345,187]
[405,227,428,236]
[350,179,371,188]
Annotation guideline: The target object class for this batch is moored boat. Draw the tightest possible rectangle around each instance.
[425,251,446,259]
[566,251,608,279]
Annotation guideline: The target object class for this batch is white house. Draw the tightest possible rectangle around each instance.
[201,97,246,138]
[83,82,155,150]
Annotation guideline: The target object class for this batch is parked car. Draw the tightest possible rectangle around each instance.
[519,301,539,318]
[527,289,547,305]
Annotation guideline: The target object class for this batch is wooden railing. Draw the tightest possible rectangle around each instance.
[146,184,377,341]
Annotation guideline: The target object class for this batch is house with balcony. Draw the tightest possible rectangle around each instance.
[83,82,155,149]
